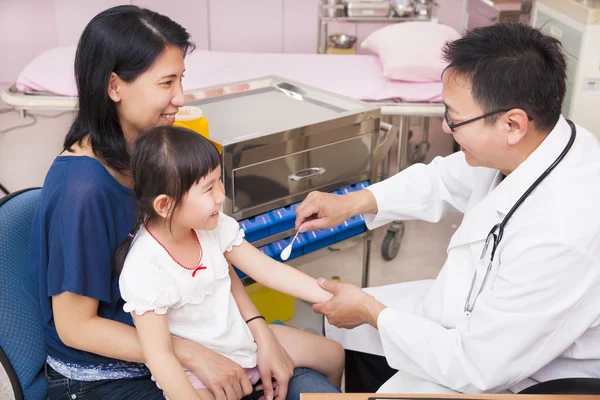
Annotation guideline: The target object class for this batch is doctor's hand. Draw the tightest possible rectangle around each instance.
[312,278,387,329]
[295,189,377,233]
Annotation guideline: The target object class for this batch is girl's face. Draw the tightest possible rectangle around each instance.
[174,165,225,232]
[109,45,185,141]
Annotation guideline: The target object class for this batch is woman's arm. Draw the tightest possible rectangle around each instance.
[53,291,149,362]
[225,241,332,304]
[133,311,200,400]
[53,291,253,400]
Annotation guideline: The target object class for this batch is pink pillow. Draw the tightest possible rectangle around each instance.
[16,46,78,96]
[361,22,460,83]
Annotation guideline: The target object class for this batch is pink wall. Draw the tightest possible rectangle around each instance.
[0,0,58,85]
[0,0,465,85]
[132,0,210,50]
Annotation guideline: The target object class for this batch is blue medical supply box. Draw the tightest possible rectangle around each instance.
[270,233,307,261]
[238,213,272,243]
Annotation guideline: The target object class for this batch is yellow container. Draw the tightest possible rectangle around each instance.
[173,106,210,139]
[326,47,356,55]
[245,282,295,323]
[173,105,224,152]
[173,106,223,152]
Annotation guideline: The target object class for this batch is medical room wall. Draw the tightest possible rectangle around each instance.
[0,0,466,87]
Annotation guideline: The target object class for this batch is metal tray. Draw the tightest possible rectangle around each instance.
[346,1,391,17]
[185,76,380,148]
[183,76,382,220]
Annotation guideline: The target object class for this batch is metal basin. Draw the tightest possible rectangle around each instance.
[328,33,357,49]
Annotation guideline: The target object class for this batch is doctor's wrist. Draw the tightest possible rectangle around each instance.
[348,189,378,217]
[363,296,387,329]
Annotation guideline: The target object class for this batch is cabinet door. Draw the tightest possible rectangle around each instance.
[466,0,499,30]
[535,10,583,117]
[209,0,283,53]
[437,0,466,33]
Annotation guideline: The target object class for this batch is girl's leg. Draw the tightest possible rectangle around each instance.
[269,324,344,388]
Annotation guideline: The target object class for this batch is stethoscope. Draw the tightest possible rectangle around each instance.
[464,120,577,318]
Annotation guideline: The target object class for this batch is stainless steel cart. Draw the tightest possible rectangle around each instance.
[185,76,387,288]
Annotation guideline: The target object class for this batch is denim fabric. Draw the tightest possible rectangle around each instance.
[47,364,340,399]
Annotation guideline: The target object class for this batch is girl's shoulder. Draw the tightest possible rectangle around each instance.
[119,230,180,311]
[119,251,181,316]
[123,228,164,271]
[202,212,245,254]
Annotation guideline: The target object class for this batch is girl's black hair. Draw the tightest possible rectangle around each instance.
[63,5,195,171]
[114,126,221,273]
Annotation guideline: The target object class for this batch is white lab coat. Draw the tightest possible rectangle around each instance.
[326,116,600,394]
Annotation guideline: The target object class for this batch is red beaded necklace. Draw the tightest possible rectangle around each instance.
[144,224,207,277]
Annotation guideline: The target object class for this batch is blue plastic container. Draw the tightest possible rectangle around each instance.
[239,213,273,243]
[259,245,274,258]
[336,180,371,195]
[270,233,307,262]
[334,214,366,242]
[304,227,340,253]
[356,180,371,190]
[234,267,246,279]
[268,203,299,235]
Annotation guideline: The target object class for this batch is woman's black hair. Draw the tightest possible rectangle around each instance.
[63,5,195,171]
[114,126,221,273]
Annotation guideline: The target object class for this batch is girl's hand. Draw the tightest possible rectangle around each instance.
[254,326,294,400]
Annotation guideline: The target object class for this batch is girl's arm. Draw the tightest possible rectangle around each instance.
[133,311,200,400]
[225,241,332,304]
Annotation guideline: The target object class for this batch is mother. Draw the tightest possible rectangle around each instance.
[29,5,338,399]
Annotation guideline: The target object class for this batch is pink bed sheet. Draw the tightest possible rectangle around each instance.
[16,47,442,103]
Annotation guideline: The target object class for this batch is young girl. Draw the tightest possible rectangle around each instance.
[116,126,345,400]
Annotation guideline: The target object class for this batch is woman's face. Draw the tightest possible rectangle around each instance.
[109,45,185,141]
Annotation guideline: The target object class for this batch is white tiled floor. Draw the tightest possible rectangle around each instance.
[0,94,457,398]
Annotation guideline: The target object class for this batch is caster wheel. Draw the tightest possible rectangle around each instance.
[381,223,404,261]
[411,141,430,164]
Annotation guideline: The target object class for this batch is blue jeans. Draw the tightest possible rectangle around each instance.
[46,364,340,399]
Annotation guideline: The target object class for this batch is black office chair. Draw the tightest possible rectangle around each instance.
[519,378,600,395]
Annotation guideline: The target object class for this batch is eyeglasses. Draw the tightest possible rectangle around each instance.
[464,223,503,317]
[445,107,533,132]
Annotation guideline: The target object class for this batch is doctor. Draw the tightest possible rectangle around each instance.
[295,23,600,394]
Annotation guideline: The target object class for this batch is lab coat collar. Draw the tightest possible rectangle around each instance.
[484,116,572,216]
[448,116,572,250]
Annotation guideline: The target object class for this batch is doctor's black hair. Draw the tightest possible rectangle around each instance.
[63,5,195,171]
[442,23,566,132]
[113,126,221,274]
